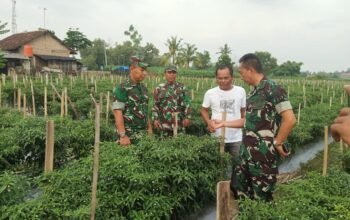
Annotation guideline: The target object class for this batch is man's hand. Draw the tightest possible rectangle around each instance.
[274,145,290,159]
[213,119,224,129]
[153,120,161,129]
[119,135,131,146]
[331,108,350,145]
[182,119,191,127]
[207,120,216,133]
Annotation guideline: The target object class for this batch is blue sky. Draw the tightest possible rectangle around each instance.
[1,0,349,72]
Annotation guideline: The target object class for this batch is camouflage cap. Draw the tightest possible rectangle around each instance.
[130,56,149,69]
[165,65,177,72]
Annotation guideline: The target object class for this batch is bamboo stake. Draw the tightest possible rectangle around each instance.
[106,91,110,124]
[30,80,36,116]
[44,87,47,118]
[340,139,343,154]
[45,120,54,173]
[60,91,64,118]
[297,103,301,125]
[220,112,227,154]
[99,93,103,114]
[2,74,5,85]
[173,112,179,136]
[23,94,26,118]
[322,126,329,177]
[64,88,68,117]
[0,84,2,107]
[191,89,194,100]
[17,88,21,112]
[90,103,100,220]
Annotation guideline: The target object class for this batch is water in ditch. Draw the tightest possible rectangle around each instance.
[193,135,333,220]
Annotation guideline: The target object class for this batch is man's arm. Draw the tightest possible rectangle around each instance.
[200,107,215,133]
[113,109,131,145]
[181,86,192,127]
[274,109,296,157]
[152,87,161,129]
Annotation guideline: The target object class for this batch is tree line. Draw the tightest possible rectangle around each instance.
[0,21,310,76]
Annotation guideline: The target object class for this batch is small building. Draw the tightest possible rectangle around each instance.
[0,29,80,74]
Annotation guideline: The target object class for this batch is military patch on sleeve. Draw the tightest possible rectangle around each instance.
[275,101,292,114]
[112,100,126,110]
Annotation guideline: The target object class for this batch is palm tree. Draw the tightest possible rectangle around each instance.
[178,43,197,68]
[217,43,232,56]
[165,36,183,65]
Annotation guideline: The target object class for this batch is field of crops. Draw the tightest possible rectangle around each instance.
[0,71,349,219]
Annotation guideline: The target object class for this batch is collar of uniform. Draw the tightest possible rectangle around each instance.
[166,81,177,87]
[127,78,142,86]
[254,76,268,91]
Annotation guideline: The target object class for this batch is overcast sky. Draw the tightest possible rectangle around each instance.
[1,0,349,72]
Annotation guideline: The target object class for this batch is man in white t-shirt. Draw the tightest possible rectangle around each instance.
[201,65,246,158]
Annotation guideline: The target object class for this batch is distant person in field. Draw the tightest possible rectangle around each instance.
[200,64,246,159]
[152,65,192,136]
[217,53,296,202]
[331,107,350,145]
[112,56,152,146]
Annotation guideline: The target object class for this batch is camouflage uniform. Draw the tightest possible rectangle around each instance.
[152,81,192,136]
[112,79,149,138]
[231,78,292,201]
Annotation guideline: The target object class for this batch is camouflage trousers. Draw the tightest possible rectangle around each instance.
[230,146,278,202]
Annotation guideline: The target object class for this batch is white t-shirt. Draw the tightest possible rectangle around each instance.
[202,86,246,143]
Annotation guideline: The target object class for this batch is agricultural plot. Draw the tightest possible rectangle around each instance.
[0,72,349,219]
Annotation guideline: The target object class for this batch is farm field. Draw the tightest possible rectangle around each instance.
[0,71,349,219]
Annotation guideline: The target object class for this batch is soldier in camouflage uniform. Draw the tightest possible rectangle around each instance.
[227,53,296,201]
[112,56,152,146]
[152,65,192,136]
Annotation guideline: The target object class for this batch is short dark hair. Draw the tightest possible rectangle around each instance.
[239,53,263,73]
[215,64,233,77]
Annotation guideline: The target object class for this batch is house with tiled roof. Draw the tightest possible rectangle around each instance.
[0,29,80,74]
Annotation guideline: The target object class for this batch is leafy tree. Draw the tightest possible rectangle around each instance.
[165,36,183,65]
[80,39,106,70]
[63,28,92,52]
[193,50,211,69]
[139,42,160,66]
[108,41,134,66]
[0,20,10,69]
[272,60,303,76]
[217,43,231,56]
[216,44,234,67]
[0,20,9,35]
[254,51,278,75]
[178,43,197,68]
[124,24,142,54]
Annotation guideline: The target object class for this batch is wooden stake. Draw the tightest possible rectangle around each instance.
[340,139,343,154]
[173,112,179,136]
[64,88,68,117]
[60,91,64,118]
[17,88,21,112]
[106,91,110,124]
[322,126,328,177]
[99,94,103,114]
[217,181,239,220]
[45,120,54,173]
[30,80,36,116]
[0,84,2,107]
[220,112,227,154]
[297,103,301,125]
[44,87,47,118]
[23,94,26,118]
[90,103,100,220]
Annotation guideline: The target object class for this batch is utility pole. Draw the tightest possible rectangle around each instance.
[43,8,47,29]
[11,0,17,34]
